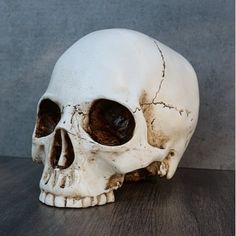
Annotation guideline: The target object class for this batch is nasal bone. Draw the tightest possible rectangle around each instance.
[57,107,76,132]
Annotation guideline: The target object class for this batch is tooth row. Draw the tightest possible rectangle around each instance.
[39,190,115,208]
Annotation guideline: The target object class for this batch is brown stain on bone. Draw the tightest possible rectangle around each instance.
[125,148,175,182]
[140,91,169,149]
[145,161,162,175]
[124,155,172,182]
[125,169,150,182]
[105,174,124,190]
[60,176,66,188]
[125,161,161,182]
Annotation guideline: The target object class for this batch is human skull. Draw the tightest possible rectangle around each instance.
[32,29,199,208]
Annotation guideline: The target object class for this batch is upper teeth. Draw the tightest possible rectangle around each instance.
[39,190,115,208]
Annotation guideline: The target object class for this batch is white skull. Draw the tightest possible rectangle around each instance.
[32,29,199,208]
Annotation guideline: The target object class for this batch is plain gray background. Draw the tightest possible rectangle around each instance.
[0,0,234,170]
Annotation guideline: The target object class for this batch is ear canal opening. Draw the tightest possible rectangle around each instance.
[35,99,61,138]
[87,99,135,146]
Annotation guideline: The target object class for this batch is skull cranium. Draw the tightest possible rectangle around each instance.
[32,29,199,208]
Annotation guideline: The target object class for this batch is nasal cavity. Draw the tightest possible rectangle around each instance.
[51,129,75,169]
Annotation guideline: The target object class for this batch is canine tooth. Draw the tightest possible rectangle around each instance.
[82,197,92,208]
[39,191,46,203]
[98,194,107,205]
[54,195,65,207]
[106,191,115,202]
[45,193,54,206]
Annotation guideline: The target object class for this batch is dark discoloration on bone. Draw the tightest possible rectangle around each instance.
[105,174,124,190]
[139,91,170,149]
[125,161,162,182]
[35,99,61,138]
[125,149,176,182]
[125,169,150,182]
[70,105,87,124]
[60,176,66,188]
[125,155,172,182]
[87,99,135,146]
[64,197,67,207]
[145,161,162,175]
[151,118,155,125]
[149,130,169,149]
[169,150,175,158]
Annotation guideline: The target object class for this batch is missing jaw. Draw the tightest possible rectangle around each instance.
[87,99,135,146]
[35,99,61,138]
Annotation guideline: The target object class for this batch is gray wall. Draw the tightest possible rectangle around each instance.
[0,0,234,170]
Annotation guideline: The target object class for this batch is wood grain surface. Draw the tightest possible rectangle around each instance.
[0,157,234,236]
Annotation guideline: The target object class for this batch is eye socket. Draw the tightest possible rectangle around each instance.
[35,99,61,138]
[88,99,135,146]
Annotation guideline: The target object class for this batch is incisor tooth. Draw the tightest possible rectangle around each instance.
[73,199,82,208]
[54,195,65,207]
[65,198,74,207]
[45,193,54,206]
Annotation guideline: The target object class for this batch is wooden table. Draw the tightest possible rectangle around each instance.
[0,157,234,236]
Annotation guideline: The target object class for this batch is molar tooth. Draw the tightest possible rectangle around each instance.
[97,194,107,205]
[82,197,92,208]
[45,193,54,206]
[106,191,115,203]
[54,195,65,207]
